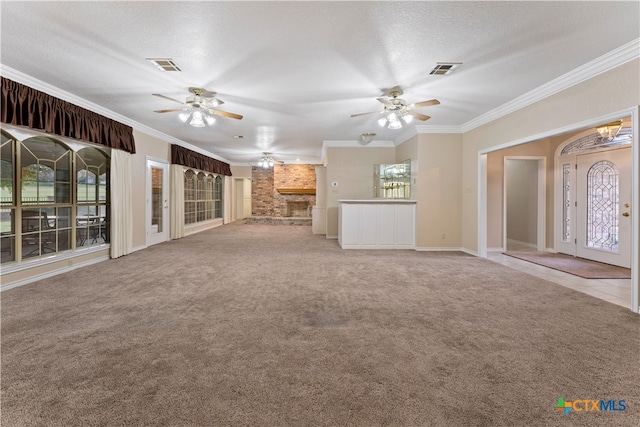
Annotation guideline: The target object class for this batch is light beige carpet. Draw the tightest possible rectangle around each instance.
[2,223,639,426]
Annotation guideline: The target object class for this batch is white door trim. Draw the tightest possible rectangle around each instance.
[478,106,639,313]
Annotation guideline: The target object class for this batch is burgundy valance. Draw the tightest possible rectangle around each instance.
[171,144,232,176]
[1,77,136,154]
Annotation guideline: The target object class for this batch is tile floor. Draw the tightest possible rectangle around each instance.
[487,242,631,309]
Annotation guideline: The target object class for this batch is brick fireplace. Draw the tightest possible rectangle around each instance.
[286,201,311,217]
[249,164,317,225]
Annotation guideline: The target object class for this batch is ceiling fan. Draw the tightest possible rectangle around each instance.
[153,87,243,127]
[351,87,440,129]
[256,152,284,168]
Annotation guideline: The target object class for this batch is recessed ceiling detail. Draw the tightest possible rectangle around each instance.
[429,62,462,75]
[146,58,182,72]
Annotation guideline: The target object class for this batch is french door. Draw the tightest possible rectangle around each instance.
[558,147,631,268]
[146,159,169,246]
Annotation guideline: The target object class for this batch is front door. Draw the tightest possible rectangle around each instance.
[574,148,632,268]
[146,159,169,246]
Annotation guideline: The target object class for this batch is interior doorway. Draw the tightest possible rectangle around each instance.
[234,178,251,221]
[480,109,638,313]
[504,157,546,252]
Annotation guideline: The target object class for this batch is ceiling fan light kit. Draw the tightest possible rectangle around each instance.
[178,108,216,127]
[258,152,281,169]
[352,87,439,130]
[153,87,242,128]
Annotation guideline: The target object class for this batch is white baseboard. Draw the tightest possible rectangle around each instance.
[326,235,338,240]
[415,247,465,252]
[131,244,147,253]
[415,247,479,257]
[506,238,537,248]
[487,247,505,253]
[459,247,479,257]
[1,255,110,291]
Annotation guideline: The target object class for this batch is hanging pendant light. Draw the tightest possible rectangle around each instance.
[596,120,623,140]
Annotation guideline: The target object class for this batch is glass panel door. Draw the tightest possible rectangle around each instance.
[576,148,631,268]
[152,167,163,233]
[146,159,168,246]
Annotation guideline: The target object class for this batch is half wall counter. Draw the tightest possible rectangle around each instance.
[338,199,416,249]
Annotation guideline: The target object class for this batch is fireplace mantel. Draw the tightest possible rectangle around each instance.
[276,188,316,195]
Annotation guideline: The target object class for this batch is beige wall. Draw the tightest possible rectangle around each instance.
[395,135,418,199]
[486,139,553,248]
[130,131,171,249]
[411,134,463,248]
[231,166,252,178]
[505,159,538,245]
[325,135,462,248]
[325,146,395,238]
[462,59,640,253]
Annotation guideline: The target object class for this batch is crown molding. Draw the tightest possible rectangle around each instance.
[0,65,231,163]
[414,125,463,134]
[322,140,395,148]
[395,125,463,145]
[394,127,418,146]
[461,38,640,133]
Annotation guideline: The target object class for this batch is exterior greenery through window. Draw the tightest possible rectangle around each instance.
[0,130,109,265]
[184,169,223,225]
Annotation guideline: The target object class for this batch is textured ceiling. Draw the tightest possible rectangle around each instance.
[1,1,639,164]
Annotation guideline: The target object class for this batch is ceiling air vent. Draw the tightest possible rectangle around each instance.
[146,58,182,72]
[429,62,462,75]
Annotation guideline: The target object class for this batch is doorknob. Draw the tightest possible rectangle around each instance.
[622,212,630,217]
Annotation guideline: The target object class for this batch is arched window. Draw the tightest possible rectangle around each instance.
[0,130,111,265]
[561,128,631,155]
[76,147,109,247]
[205,174,214,220]
[1,132,15,263]
[20,136,72,259]
[214,175,223,218]
[196,172,206,222]
[184,169,196,224]
[182,169,223,225]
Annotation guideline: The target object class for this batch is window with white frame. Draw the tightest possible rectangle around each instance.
[184,168,223,225]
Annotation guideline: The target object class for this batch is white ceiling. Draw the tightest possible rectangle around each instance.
[1,1,639,165]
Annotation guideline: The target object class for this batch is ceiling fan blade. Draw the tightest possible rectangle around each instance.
[154,108,183,113]
[351,110,383,118]
[407,111,431,121]
[211,109,243,120]
[406,99,440,110]
[152,93,185,105]
[376,97,394,108]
